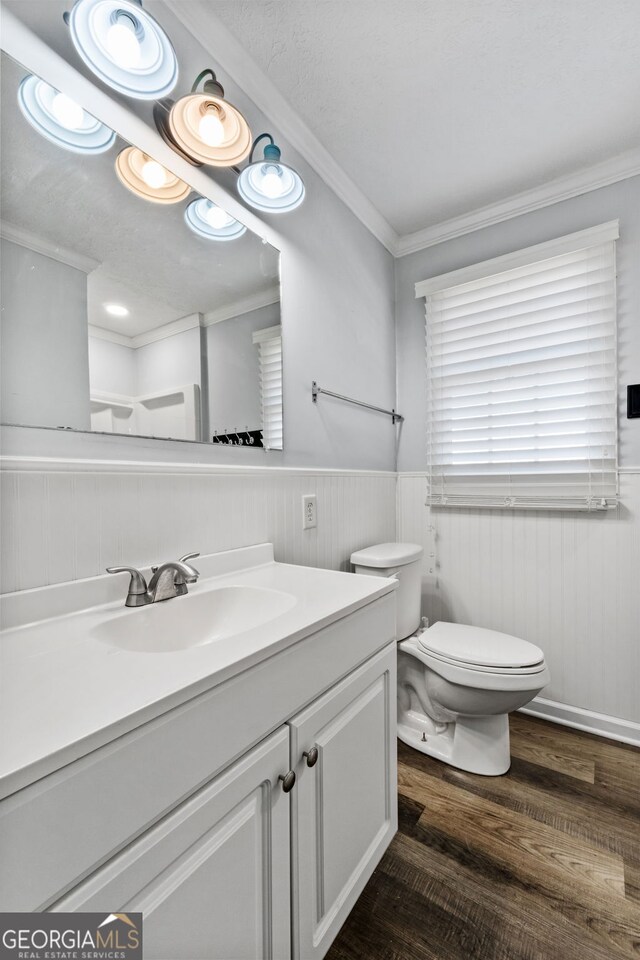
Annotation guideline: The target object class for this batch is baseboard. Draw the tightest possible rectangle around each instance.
[519,697,640,747]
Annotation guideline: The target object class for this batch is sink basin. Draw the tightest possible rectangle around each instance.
[92,585,297,653]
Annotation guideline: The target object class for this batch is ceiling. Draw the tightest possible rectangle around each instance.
[4,0,639,257]
[203,0,640,238]
[0,50,279,338]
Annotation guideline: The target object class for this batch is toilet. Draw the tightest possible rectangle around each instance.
[350,543,550,776]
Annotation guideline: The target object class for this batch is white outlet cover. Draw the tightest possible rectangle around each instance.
[303,494,317,529]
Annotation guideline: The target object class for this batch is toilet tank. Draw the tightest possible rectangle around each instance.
[350,543,424,640]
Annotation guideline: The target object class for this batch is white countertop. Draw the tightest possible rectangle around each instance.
[0,545,396,799]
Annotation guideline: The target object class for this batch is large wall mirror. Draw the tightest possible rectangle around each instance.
[0,50,283,449]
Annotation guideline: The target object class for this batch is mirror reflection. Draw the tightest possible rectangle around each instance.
[0,52,283,448]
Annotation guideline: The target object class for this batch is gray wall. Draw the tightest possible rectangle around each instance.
[1,239,90,430]
[88,329,202,399]
[136,327,202,397]
[88,337,136,397]
[395,177,640,730]
[395,175,640,471]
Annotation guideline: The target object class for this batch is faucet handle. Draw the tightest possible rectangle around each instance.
[178,552,200,563]
[106,566,148,596]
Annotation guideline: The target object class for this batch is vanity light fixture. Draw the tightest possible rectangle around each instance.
[237,134,305,213]
[64,0,178,100]
[154,69,252,167]
[17,75,115,154]
[115,146,190,203]
[184,197,247,241]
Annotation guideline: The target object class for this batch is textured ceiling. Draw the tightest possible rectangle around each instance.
[210,0,640,235]
[0,50,279,337]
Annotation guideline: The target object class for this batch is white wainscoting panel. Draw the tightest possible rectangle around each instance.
[0,460,396,594]
[398,471,640,728]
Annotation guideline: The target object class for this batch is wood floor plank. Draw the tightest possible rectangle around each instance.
[397,739,640,864]
[506,756,640,853]
[398,761,627,901]
[595,754,640,809]
[397,793,640,959]
[327,716,640,960]
[511,713,640,768]
[388,829,623,960]
[626,860,640,905]
[510,734,596,782]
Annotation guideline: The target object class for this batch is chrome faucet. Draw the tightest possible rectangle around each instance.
[107,552,200,607]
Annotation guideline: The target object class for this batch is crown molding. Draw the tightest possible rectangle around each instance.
[203,286,280,326]
[88,325,132,347]
[89,288,281,346]
[0,220,100,273]
[162,0,398,255]
[414,220,619,298]
[88,313,201,348]
[5,3,638,268]
[132,312,202,348]
[89,313,202,349]
[162,0,640,260]
[396,149,640,258]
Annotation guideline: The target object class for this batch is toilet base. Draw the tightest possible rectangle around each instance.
[398,709,511,776]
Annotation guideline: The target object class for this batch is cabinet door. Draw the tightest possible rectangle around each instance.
[52,727,292,960]
[289,642,397,960]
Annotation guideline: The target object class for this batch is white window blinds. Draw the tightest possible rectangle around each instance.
[253,325,283,450]
[418,223,619,510]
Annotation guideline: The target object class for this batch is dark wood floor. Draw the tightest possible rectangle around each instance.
[327,713,640,960]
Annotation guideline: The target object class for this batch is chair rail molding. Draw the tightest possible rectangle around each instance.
[0,456,397,478]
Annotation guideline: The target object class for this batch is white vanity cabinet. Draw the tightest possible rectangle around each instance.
[43,641,396,960]
[52,727,292,960]
[290,645,397,960]
[0,565,398,960]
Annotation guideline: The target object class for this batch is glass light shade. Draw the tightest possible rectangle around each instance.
[17,75,115,154]
[238,159,305,213]
[184,198,246,241]
[67,0,178,100]
[168,93,252,167]
[115,147,190,203]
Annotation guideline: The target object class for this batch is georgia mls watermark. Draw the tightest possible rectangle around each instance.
[0,914,142,960]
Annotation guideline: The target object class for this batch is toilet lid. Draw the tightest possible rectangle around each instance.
[418,621,544,669]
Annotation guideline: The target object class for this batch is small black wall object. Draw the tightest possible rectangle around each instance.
[628,384,640,419]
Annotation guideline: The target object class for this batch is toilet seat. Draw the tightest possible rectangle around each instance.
[423,648,548,676]
[418,621,544,672]
[402,636,550,692]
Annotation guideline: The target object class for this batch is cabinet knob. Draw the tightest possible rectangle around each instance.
[303,747,318,768]
[279,770,296,793]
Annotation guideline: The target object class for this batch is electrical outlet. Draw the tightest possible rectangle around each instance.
[302,494,317,530]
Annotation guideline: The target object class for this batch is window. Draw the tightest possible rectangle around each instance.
[253,324,283,450]
[416,222,618,510]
